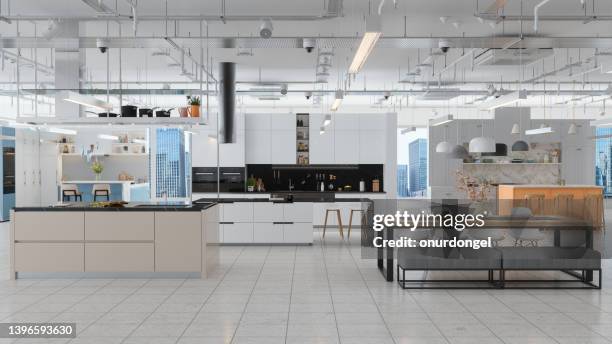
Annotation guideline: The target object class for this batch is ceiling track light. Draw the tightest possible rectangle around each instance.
[348,16,382,74]
[428,114,454,127]
[479,90,527,111]
[525,126,554,135]
[323,114,332,127]
[331,90,344,112]
[259,19,273,38]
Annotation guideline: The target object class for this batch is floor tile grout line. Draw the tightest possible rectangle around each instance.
[228,246,272,344]
[174,246,246,344]
[345,237,398,344]
[490,289,565,344]
[66,277,177,343]
[319,237,343,343]
[118,278,189,343]
[48,278,116,328]
[284,245,297,344]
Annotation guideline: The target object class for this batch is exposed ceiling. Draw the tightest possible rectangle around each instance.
[2,0,612,122]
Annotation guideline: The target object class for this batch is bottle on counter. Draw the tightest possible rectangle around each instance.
[359,179,365,192]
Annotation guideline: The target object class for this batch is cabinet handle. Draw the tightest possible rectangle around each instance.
[23,171,26,185]
[219,221,235,224]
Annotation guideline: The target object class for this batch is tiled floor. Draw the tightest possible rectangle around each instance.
[2,222,612,344]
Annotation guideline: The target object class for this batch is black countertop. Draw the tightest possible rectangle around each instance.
[14,202,215,212]
[193,198,374,204]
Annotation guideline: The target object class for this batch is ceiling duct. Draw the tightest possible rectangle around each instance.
[474,48,554,66]
[219,62,236,144]
[418,88,461,101]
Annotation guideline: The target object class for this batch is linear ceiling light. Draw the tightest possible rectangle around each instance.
[400,127,417,134]
[97,134,119,141]
[348,16,382,74]
[479,90,527,111]
[590,118,612,127]
[331,90,344,111]
[47,127,77,135]
[429,114,454,127]
[319,126,326,135]
[61,91,112,111]
[525,125,554,135]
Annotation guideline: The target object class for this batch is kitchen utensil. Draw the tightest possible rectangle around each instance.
[121,105,138,117]
[156,108,173,117]
[138,107,156,117]
[86,110,119,118]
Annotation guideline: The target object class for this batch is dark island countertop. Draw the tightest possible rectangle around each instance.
[14,202,216,212]
[193,198,374,204]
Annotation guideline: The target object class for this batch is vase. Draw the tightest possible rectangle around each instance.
[178,107,189,117]
[95,173,101,181]
[189,105,200,117]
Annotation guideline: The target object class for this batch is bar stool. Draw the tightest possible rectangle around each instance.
[62,184,82,202]
[323,209,343,238]
[523,193,546,215]
[347,209,365,239]
[584,194,604,230]
[92,183,111,201]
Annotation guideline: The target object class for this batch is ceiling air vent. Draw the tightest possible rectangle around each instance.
[474,48,554,66]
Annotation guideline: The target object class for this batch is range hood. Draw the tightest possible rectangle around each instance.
[219,62,236,144]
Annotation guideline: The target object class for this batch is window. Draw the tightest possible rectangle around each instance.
[595,127,612,196]
[397,128,428,198]
[154,128,189,198]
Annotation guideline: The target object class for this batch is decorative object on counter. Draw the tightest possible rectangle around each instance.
[372,179,380,192]
[91,159,104,180]
[343,185,352,191]
[256,178,265,192]
[450,144,469,159]
[456,169,492,203]
[187,96,201,117]
[178,107,189,117]
[118,171,134,181]
[89,201,127,208]
[359,179,365,192]
[247,175,257,192]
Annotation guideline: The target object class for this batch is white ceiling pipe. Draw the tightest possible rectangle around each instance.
[534,0,552,33]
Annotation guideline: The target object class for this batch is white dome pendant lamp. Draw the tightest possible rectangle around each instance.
[450,102,469,159]
[469,113,495,153]
[435,124,453,153]
[512,107,529,151]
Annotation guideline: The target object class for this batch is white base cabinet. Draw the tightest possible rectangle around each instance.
[218,202,313,244]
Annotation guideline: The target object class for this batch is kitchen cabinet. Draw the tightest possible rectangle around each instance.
[221,223,253,243]
[85,243,154,272]
[246,113,271,131]
[85,212,154,241]
[359,130,385,163]
[283,223,313,243]
[253,202,284,222]
[270,113,296,130]
[271,130,296,164]
[191,114,245,167]
[246,130,271,163]
[14,211,83,241]
[334,131,359,164]
[283,203,313,222]
[14,243,84,272]
[309,121,334,164]
[155,212,201,272]
[359,114,386,130]
[221,202,254,222]
[253,223,284,243]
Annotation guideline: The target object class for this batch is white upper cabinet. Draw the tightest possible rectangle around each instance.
[219,133,245,167]
[334,113,360,131]
[192,114,246,167]
[359,130,385,164]
[270,113,296,130]
[271,130,296,164]
[191,129,217,167]
[359,114,386,131]
[334,131,359,164]
[309,120,334,164]
[246,130,271,163]
[245,113,271,131]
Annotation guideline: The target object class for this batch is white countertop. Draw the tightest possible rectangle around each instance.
[498,184,603,188]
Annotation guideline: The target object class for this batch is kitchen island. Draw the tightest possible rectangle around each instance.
[9,203,219,279]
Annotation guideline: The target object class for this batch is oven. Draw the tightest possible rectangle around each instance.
[219,167,246,192]
[192,167,218,193]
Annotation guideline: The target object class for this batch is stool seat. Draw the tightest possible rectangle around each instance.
[323,209,343,239]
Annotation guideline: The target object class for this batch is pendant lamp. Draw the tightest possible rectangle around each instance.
[511,123,520,135]
[511,107,529,151]
[436,124,452,153]
[469,136,496,153]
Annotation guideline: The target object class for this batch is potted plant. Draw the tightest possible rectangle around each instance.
[246,175,257,192]
[91,160,104,180]
[187,95,201,117]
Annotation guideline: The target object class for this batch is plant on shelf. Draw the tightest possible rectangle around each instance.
[186,95,201,118]
[91,160,104,180]
[247,175,257,192]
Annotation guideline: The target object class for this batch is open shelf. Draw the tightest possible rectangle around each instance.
[463,162,561,165]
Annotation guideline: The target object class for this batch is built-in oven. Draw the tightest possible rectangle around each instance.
[192,167,217,193]
[219,167,246,192]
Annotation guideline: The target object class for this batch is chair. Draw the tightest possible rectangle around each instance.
[92,184,111,201]
[524,193,546,215]
[61,184,82,202]
[323,209,343,238]
[347,209,365,239]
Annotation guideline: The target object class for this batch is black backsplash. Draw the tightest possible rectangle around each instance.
[246,164,384,192]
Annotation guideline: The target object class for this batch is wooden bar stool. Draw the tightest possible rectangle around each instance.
[584,194,604,230]
[62,184,82,202]
[347,209,364,239]
[554,193,574,217]
[92,183,111,201]
[323,209,343,238]
[523,193,546,215]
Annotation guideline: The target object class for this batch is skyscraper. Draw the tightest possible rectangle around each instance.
[409,138,427,197]
[397,165,409,197]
